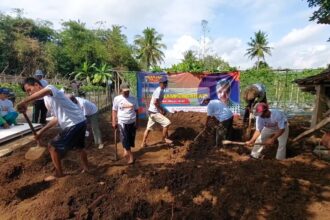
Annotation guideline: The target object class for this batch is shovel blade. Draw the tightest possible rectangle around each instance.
[25,147,46,160]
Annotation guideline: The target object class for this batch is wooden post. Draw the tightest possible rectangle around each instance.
[311,85,326,127]
[289,84,293,104]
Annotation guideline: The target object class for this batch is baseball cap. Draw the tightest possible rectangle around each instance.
[34,69,44,76]
[255,103,268,116]
[120,83,130,91]
[159,76,168,83]
[0,88,10,95]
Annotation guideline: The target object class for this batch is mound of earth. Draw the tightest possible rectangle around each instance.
[0,112,329,219]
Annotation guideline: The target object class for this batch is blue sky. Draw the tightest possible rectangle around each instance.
[1,0,329,69]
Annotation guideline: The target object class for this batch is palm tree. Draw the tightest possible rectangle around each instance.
[245,30,272,69]
[134,27,166,70]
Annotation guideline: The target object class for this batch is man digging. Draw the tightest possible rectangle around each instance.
[141,76,172,147]
[246,103,289,160]
[17,77,89,181]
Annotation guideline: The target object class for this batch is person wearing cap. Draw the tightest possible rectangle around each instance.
[141,76,172,147]
[112,83,138,164]
[0,88,18,128]
[205,79,233,146]
[67,94,104,149]
[33,69,49,124]
[242,83,267,123]
[246,103,289,160]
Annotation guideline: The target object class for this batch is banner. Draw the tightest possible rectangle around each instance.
[137,72,240,118]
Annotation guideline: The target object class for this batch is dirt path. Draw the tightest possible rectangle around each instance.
[0,112,329,219]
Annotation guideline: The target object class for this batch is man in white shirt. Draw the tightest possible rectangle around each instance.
[33,69,49,124]
[141,76,172,147]
[68,95,104,149]
[0,88,18,128]
[112,83,138,164]
[246,103,289,160]
[17,77,89,181]
[205,80,234,146]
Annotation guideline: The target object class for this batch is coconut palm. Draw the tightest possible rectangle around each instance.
[245,30,272,69]
[134,27,166,70]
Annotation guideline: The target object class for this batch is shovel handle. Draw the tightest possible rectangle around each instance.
[222,140,267,146]
[23,112,37,136]
[114,128,118,161]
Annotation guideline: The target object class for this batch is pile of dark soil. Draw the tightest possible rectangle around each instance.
[0,112,329,219]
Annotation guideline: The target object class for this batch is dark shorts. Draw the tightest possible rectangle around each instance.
[118,122,136,150]
[50,121,87,154]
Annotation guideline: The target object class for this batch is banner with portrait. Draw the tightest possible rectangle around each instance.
[137,72,240,118]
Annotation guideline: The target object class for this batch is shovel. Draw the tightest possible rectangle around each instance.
[23,113,46,160]
[114,128,118,161]
[222,140,267,146]
[193,128,206,142]
[244,112,253,141]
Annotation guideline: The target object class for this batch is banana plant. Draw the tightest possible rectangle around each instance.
[92,63,113,84]
[71,61,95,84]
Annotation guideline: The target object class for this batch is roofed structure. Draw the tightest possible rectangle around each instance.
[294,69,330,94]
[294,68,330,127]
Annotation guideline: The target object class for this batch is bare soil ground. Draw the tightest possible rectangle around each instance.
[0,112,329,219]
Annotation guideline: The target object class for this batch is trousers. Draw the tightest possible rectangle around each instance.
[251,124,289,160]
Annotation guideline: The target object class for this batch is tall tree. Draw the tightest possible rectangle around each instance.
[59,21,107,72]
[0,11,56,75]
[134,27,166,70]
[100,25,139,70]
[245,30,272,69]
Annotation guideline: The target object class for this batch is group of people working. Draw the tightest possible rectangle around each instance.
[12,72,289,181]
[205,81,289,160]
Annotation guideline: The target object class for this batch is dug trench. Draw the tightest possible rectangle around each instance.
[0,112,329,219]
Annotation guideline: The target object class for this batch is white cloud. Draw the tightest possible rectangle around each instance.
[164,23,330,70]
[0,0,329,69]
[164,35,200,66]
[270,24,330,69]
[275,24,328,48]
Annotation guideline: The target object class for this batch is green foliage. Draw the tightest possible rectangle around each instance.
[101,25,139,70]
[71,61,95,84]
[134,27,166,70]
[245,30,272,69]
[122,72,137,96]
[167,51,233,73]
[240,68,324,105]
[92,63,113,84]
[0,83,25,97]
[70,61,113,86]
[306,0,330,24]
[80,84,104,92]
[0,12,57,75]
[59,21,107,70]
